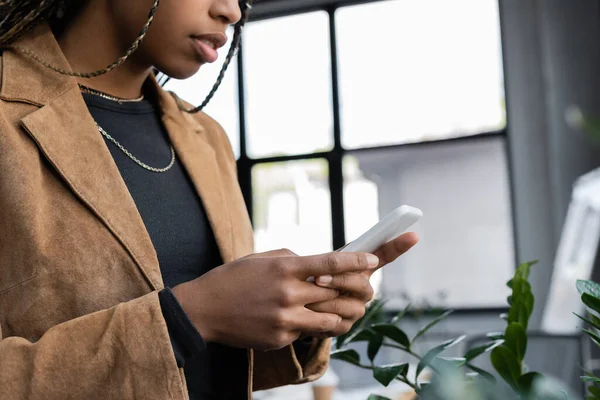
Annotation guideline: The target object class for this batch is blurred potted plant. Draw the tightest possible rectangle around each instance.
[330,260,584,399]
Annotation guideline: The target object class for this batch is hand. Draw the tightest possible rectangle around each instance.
[305,232,420,339]
[368,231,419,276]
[171,249,379,351]
[305,272,374,338]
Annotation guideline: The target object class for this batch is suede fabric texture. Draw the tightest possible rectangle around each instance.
[0,23,331,400]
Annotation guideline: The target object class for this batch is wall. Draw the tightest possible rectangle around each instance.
[501,0,600,328]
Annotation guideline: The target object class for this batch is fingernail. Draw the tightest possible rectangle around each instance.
[367,254,379,267]
[317,275,333,285]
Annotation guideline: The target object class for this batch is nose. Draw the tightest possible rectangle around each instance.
[210,0,243,25]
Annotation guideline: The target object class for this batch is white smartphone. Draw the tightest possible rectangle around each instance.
[341,205,423,254]
[307,205,422,282]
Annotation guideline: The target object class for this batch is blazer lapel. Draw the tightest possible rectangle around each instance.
[19,87,163,290]
[157,89,235,263]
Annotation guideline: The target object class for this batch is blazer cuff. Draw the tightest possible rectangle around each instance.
[292,336,318,366]
[158,287,207,368]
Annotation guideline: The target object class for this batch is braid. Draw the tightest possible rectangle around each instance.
[2,0,161,78]
[174,0,254,114]
[0,0,58,44]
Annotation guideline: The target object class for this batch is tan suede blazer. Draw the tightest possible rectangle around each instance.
[0,24,330,400]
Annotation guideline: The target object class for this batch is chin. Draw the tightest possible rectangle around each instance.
[156,60,203,80]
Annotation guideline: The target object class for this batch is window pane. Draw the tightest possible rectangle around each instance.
[344,137,515,308]
[253,160,332,255]
[163,27,240,158]
[244,12,334,158]
[337,0,505,149]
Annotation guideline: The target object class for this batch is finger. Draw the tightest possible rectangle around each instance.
[373,232,419,268]
[291,308,342,333]
[315,273,374,302]
[291,252,379,279]
[292,281,340,304]
[306,296,366,320]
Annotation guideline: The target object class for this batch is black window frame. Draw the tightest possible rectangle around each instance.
[235,0,514,313]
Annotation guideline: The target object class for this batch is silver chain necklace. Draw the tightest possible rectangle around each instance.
[96,124,176,173]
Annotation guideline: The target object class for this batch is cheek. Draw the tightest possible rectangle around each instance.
[133,0,207,78]
[110,0,156,39]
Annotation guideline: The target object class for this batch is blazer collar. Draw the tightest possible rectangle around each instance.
[1,23,75,106]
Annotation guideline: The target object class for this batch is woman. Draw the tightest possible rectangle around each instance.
[0,1,419,399]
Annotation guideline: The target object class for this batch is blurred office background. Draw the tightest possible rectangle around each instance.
[163,0,600,398]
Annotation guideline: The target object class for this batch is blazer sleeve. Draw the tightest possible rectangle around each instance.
[0,291,188,400]
[252,338,333,391]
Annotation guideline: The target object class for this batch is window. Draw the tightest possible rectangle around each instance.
[166,0,514,309]
[243,12,334,158]
[252,159,332,255]
[343,138,515,308]
[336,0,505,148]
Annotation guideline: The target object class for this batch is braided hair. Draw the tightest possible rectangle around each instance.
[0,0,253,113]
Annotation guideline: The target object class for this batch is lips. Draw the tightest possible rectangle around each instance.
[197,38,218,50]
[191,33,228,64]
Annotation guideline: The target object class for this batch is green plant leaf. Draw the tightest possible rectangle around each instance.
[591,314,600,328]
[465,363,497,382]
[505,323,527,362]
[583,328,600,347]
[487,332,505,340]
[334,332,351,350]
[577,280,600,298]
[511,277,529,295]
[508,302,529,329]
[371,324,411,348]
[515,260,538,280]
[583,293,600,315]
[349,329,376,343]
[362,299,388,324]
[589,386,600,397]
[367,396,392,400]
[416,335,467,378]
[330,349,361,366]
[368,333,384,363]
[518,372,543,395]
[411,310,453,344]
[510,278,534,326]
[373,363,409,387]
[507,278,514,289]
[583,376,600,384]
[491,345,521,389]
[391,303,411,325]
[575,313,600,330]
[507,295,513,306]
[464,340,504,361]
[435,356,467,368]
[523,292,535,322]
